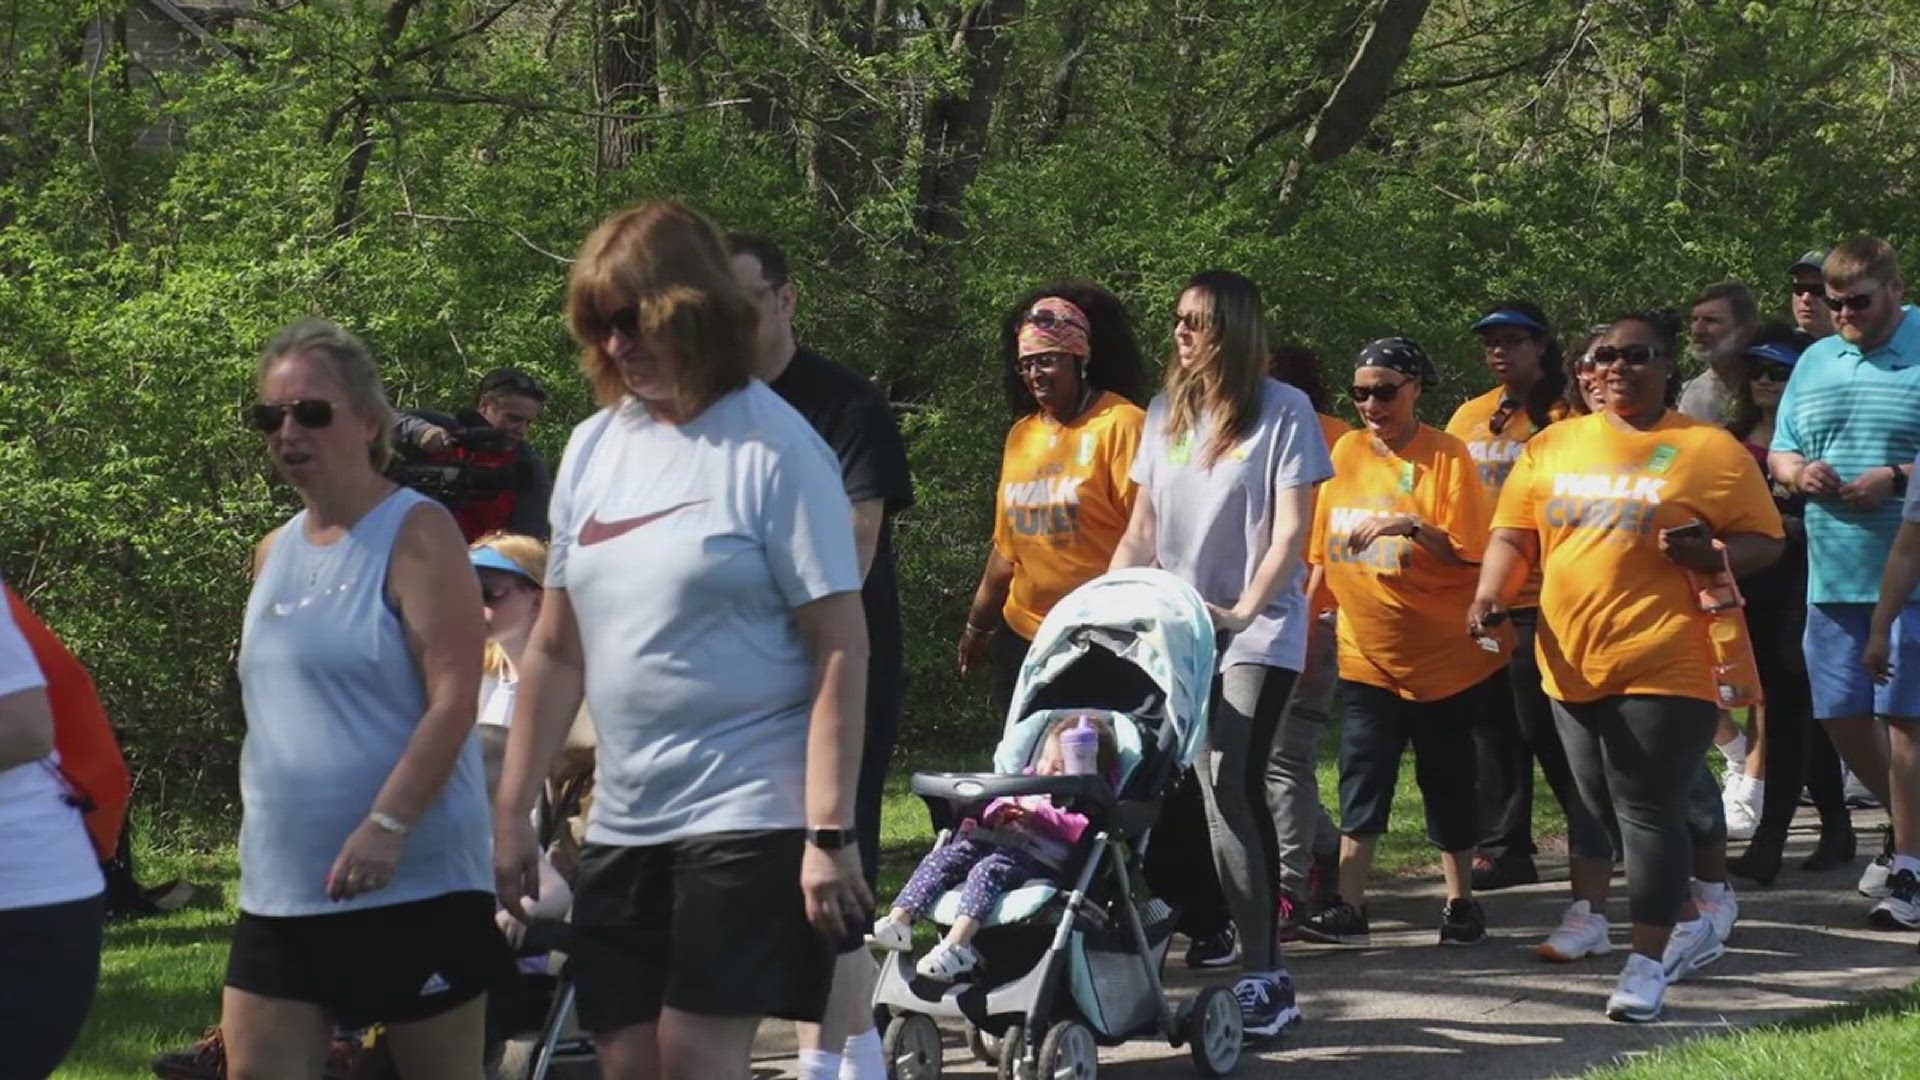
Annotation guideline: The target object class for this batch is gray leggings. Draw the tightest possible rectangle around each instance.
[1552,695,1720,927]
[1266,616,1338,900]
[1200,663,1297,973]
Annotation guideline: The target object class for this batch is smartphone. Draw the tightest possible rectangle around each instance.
[1661,520,1711,543]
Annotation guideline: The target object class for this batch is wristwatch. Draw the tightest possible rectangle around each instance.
[806,827,853,851]
[1890,464,1910,497]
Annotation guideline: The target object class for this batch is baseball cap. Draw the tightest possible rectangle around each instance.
[470,545,538,583]
[1742,341,1803,369]
[1471,309,1547,335]
[477,368,547,402]
[1789,249,1829,275]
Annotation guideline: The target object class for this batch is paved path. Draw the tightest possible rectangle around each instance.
[751,809,1915,1078]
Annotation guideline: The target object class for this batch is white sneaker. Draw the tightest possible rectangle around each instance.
[1695,879,1738,944]
[1868,869,1920,930]
[1844,769,1881,809]
[1722,774,1762,842]
[1661,915,1726,980]
[915,940,980,982]
[1606,953,1668,1022]
[1716,732,1748,776]
[1860,856,1894,900]
[869,916,912,952]
[1538,900,1612,962]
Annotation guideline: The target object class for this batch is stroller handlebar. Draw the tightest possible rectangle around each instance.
[910,771,1118,820]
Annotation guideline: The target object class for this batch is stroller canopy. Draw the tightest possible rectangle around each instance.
[1001,569,1216,778]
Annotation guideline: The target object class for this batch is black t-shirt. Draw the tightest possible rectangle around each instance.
[768,348,915,710]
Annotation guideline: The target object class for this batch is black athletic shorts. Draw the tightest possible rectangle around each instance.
[568,831,835,1033]
[224,891,513,1027]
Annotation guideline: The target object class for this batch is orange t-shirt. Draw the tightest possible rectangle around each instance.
[1309,413,1352,613]
[1309,425,1508,701]
[1446,387,1569,608]
[994,391,1145,639]
[1492,411,1785,704]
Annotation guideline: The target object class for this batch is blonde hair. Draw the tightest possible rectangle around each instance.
[565,200,758,410]
[471,530,547,678]
[258,317,395,470]
[1165,271,1269,467]
[1825,237,1902,291]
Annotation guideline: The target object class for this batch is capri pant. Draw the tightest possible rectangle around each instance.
[1335,676,1488,852]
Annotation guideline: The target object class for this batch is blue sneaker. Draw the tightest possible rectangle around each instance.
[1233,972,1302,1038]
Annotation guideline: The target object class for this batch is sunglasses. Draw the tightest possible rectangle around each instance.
[480,580,536,605]
[1751,363,1794,383]
[1015,354,1070,376]
[583,306,642,338]
[1824,292,1877,313]
[1487,397,1519,436]
[1789,283,1824,298]
[1349,381,1410,403]
[1024,308,1088,334]
[1173,311,1208,333]
[1588,344,1659,368]
[248,399,334,432]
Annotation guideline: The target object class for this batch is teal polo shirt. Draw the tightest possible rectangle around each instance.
[1771,306,1920,603]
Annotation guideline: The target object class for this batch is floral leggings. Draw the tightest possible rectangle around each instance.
[894,836,1052,922]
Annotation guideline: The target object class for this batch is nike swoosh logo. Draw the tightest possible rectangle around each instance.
[578,500,709,546]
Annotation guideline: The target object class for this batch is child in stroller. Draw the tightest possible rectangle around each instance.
[871,714,1120,981]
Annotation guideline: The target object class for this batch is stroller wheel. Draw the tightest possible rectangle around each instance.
[882,1013,944,1080]
[965,1023,1002,1066]
[1185,986,1243,1077]
[1036,1020,1098,1079]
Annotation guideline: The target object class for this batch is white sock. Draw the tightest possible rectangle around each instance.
[797,1049,842,1080]
[1893,854,1920,877]
[840,1029,885,1080]
[1695,879,1730,904]
[1718,732,1748,767]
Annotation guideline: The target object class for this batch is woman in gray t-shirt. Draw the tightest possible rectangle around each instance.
[1111,270,1333,1040]
[493,201,871,1079]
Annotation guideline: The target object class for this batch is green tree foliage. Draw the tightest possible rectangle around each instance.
[4,0,1919,817]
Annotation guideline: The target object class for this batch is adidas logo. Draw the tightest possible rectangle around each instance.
[419,972,451,996]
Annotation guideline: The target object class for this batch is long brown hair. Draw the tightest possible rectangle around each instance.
[565,200,758,411]
[1166,271,1268,467]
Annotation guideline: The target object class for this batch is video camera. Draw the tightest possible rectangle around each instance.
[386,420,532,540]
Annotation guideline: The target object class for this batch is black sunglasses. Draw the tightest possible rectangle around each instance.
[1015,354,1070,376]
[1588,344,1659,368]
[583,306,642,338]
[1789,283,1824,298]
[1824,292,1876,313]
[1487,397,1519,436]
[248,399,334,432]
[1024,308,1087,333]
[1349,381,1410,403]
[1173,311,1208,333]
[1751,363,1794,383]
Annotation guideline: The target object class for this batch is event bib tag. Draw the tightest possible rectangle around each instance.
[1648,445,1678,475]
[1398,460,1417,494]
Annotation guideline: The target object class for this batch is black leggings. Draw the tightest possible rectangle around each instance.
[0,893,104,1080]
[986,616,1032,727]
[1553,696,1719,927]
[1744,601,1849,841]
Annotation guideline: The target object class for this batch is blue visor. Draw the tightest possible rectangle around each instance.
[470,545,536,581]
[1743,342,1802,369]
[1471,310,1546,335]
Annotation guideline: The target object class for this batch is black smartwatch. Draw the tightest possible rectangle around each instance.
[806,827,852,851]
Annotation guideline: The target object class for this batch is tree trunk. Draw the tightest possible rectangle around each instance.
[1269,0,1431,224]
[912,0,1025,243]
[597,0,656,171]
[333,0,421,237]
[1036,1,1090,146]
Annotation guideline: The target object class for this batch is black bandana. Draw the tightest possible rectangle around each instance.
[1355,336,1438,390]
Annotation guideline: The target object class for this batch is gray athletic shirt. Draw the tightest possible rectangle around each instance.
[237,488,492,916]
[548,384,861,847]
[1131,378,1334,672]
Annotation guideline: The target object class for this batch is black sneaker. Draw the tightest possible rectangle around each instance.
[1471,853,1540,891]
[1184,923,1239,968]
[1297,898,1370,946]
[1233,971,1303,1038]
[1439,897,1487,946]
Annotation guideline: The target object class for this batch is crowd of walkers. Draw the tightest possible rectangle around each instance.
[5,201,1920,1079]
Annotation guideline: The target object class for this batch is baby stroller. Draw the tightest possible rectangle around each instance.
[874,568,1241,1079]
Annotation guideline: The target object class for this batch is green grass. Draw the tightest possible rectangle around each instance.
[1587,984,1920,1078]
[59,741,1525,1076]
